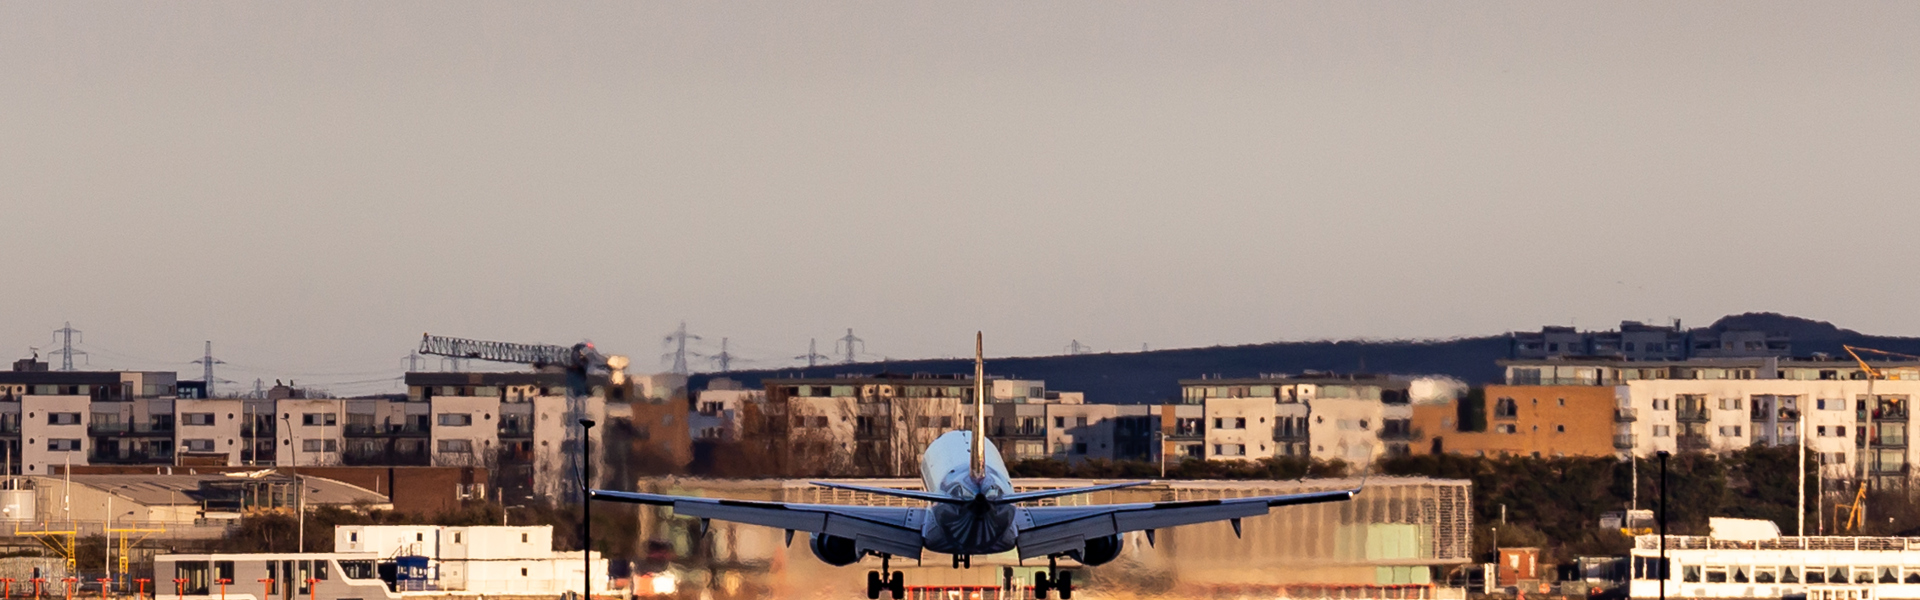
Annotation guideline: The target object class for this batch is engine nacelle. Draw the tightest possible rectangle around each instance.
[809,533,862,566]
[1072,534,1123,566]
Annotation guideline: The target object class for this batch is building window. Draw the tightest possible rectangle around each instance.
[302,439,338,453]
[1652,425,1671,437]
[437,414,473,427]
[47,413,81,425]
[184,439,215,452]
[46,439,80,451]
[1054,417,1066,428]
[1495,424,1517,434]
[1494,398,1518,418]
[302,413,337,426]
[1073,442,1087,454]
[1555,425,1565,433]
[438,439,474,453]
[182,413,216,426]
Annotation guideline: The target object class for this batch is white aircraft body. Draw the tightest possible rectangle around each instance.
[591,334,1357,599]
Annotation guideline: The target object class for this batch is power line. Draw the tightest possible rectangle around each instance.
[662,321,701,375]
[834,328,865,364]
[191,341,233,396]
[50,322,87,371]
[710,337,735,372]
[795,338,829,368]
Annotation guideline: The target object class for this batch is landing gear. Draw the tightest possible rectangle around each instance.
[953,554,972,569]
[1032,555,1074,600]
[866,555,906,600]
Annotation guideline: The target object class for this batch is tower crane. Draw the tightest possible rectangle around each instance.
[1837,345,1920,532]
[418,333,629,502]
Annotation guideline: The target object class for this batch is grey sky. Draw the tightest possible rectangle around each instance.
[4,2,1918,393]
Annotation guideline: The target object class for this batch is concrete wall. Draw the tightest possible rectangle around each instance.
[429,396,500,467]
[276,399,345,466]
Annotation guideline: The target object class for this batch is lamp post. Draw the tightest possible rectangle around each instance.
[579,418,596,600]
[1658,450,1670,600]
[282,413,303,552]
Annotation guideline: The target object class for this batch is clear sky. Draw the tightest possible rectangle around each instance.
[4,2,1918,394]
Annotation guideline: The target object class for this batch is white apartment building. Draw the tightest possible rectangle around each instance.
[1045,403,1116,461]
[1179,375,1416,464]
[22,394,89,473]
[175,399,246,464]
[278,398,346,467]
[690,387,762,442]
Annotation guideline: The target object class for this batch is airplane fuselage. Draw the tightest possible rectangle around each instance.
[918,430,1018,555]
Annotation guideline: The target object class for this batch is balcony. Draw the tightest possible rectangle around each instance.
[239,423,276,437]
[1167,428,1205,441]
[1753,408,1801,422]
[341,424,431,437]
[240,449,276,464]
[1273,428,1308,442]
[1615,408,1638,422]
[498,424,533,438]
[1677,408,1712,422]
[89,422,176,436]
[1614,434,1638,449]
[89,450,172,465]
[1678,434,1712,451]
[0,422,19,435]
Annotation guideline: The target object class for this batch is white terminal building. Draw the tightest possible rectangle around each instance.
[154,525,609,600]
[1631,519,1920,600]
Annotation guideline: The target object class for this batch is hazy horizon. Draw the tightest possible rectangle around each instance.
[6,3,1918,394]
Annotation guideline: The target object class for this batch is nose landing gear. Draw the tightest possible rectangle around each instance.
[865,554,905,600]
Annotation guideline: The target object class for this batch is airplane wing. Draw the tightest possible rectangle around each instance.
[997,481,1150,504]
[590,489,926,558]
[1013,487,1357,560]
[808,481,968,504]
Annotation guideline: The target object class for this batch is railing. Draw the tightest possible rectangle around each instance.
[240,449,276,464]
[338,424,431,436]
[498,425,533,437]
[1379,430,1414,442]
[1677,434,1711,451]
[89,451,173,464]
[0,422,19,434]
[1615,408,1638,422]
[343,424,379,436]
[1637,535,1920,552]
[1273,429,1308,441]
[1614,434,1637,449]
[1676,408,1712,421]
[239,423,276,437]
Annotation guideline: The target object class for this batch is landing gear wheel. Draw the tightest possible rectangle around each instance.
[1033,571,1052,600]
[1057,571,1073,600]
[866,571,882,600]
[889,571,906,599]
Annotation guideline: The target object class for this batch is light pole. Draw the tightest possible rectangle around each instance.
[579,419,595,600]
[1658,450,1670,600]
[282,413,303,553]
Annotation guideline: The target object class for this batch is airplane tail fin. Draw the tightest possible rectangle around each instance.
[971,332,987,481]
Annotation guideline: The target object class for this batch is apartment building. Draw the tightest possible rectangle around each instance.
[1503,357,1920,488]
[1178,375,1412,463]
[0,358,181,474]
[757,375,1089,476]
[1510,321,1791,361]
[1411,385,1620,458]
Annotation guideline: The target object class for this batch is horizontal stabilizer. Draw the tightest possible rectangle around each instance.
[809,481,969,504]
[996,481,1150,504]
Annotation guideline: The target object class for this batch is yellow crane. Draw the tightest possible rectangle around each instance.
[1838,345,1920,532]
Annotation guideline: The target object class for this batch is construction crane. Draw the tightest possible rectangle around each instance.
[1837,345,1920,531]
[418,334,629,502]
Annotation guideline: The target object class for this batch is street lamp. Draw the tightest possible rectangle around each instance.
[281,413,304,553]
[579,419,596,600]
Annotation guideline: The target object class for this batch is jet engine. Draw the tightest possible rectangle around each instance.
[809,533,862,566]
[1072,534,1123,566]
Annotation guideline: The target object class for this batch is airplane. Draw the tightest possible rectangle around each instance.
[589,333,1359,599]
